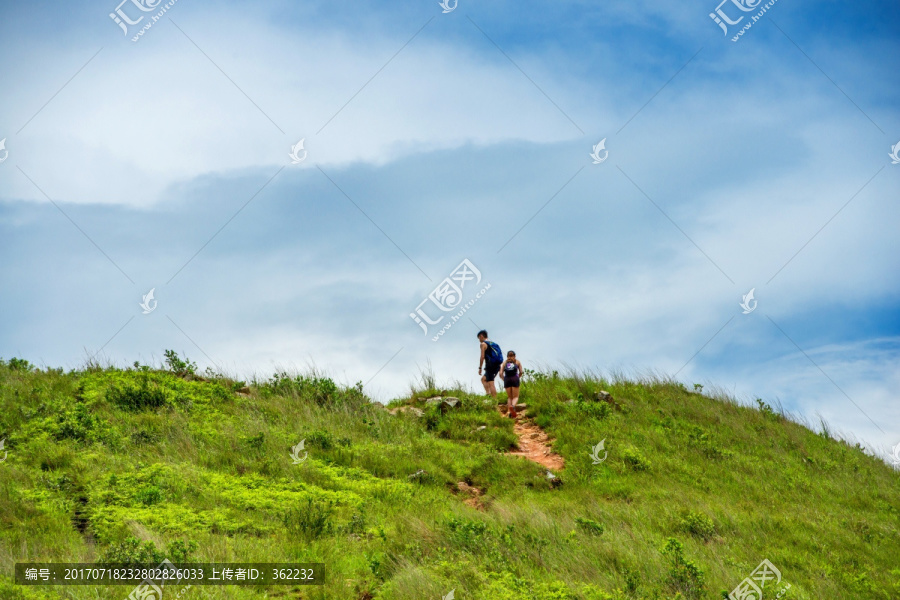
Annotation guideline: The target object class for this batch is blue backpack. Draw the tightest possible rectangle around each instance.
[484,341,503,364]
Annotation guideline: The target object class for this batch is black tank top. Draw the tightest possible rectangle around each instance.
[504,361,518,379]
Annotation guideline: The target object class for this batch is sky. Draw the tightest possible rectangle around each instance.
[1,0,898,461]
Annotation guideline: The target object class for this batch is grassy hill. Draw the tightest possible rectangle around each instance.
[0,353,897,599]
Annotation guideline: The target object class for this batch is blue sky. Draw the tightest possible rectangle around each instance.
[1,0,898,459]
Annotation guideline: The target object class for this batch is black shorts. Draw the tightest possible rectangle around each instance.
[484,362,501,380]
[503,378,520,388]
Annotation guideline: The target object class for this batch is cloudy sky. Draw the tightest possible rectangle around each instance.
[1,0,898,459]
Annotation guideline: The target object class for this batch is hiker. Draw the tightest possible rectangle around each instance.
[501,350,523,418]
[477,330,503,399]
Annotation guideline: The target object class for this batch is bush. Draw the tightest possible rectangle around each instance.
[107,372,167,411]
[575,398,611,420]
[662,538,705,599]
[282,498,334,539]
[100,537,197,564]
[622,447,651,471]
[679,511,715,541]
[574,516,604,536]
[4,357,33,372]
[307,429,335,450]
[163,350,196,378]
[54,404,100,442]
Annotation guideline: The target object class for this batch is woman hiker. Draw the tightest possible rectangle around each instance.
[501,350,523,418]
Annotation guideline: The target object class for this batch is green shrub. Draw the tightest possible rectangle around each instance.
[163,350,197,377]
[575,516,604,536]
[575,398,611,420]
[99,537,197,564]
[54,403,100,442]
[106,372,167,410]
[282,498,334,539]
[662,538,705,599]
[4,357,33,372]
[134,485,162,506]
[447,516,488,547]
[307,429,335,450]
[679,511,715,541]
[622,447,651,471]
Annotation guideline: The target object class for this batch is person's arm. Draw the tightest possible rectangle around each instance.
[478,342,486,372]
[517,360,523,377]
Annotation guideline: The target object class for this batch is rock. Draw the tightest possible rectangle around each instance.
[439,398,461,413]
[390,406,424,417]
[425,396,443,406]
[546,471,557,480]
[477,425,487,431]
[237,385,251,394]
[408,469,427,480]
[596,390,621,410]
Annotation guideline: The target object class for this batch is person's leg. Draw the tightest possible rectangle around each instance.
[481,375,491,394]
[510,386,519,407]
[487,380,497,398]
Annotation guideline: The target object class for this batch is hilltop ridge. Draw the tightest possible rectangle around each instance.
[0,354,897,599]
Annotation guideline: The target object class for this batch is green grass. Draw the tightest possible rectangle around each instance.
[0,355,897,599]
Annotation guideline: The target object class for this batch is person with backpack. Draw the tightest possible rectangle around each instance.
[477,330,503,399]
[500,350,523,418]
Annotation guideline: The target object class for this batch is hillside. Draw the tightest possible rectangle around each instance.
[0,354,897,599]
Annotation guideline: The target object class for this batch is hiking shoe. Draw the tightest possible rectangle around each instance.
[509,408,517,418]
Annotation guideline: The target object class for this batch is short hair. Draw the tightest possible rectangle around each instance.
[477,330,488,338]
[507,350,515,356]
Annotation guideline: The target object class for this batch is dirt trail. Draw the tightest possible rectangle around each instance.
[502,406,565,471]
